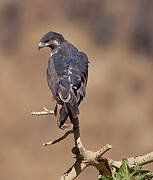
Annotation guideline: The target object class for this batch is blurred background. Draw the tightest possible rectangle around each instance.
[0,0,153,179]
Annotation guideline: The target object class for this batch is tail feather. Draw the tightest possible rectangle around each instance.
[58,102,79,129]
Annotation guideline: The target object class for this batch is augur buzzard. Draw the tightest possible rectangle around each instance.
[38,31,89,129]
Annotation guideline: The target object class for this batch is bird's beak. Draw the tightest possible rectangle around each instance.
[38,42,49,51]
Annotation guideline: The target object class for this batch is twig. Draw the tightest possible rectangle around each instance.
[30,106,54,116]
[96,144,112,158]
[42,130,73,146]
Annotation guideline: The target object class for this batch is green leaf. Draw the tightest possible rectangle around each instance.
[117,158,132,180]
[133,169,153,180]
[100,158,153,180]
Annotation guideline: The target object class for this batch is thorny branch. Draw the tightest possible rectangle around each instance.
[31,107,153,180]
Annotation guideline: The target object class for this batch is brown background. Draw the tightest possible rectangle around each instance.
[0,0,153,179]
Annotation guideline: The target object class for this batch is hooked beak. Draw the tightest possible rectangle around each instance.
[38,42,49,51]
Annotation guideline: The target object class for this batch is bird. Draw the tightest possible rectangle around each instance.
[38,31,89,129]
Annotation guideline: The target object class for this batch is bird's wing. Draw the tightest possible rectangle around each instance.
[47,51,88,127]
[47,54,70,103]
[73,51,88,98]
[47,50,88,107]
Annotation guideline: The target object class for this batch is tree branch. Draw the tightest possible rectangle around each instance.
[96,144,112,158]
[59,117,112,180]
[59,116,153,179]
[31,108,153,179]
[30,106,55,116]
[110,151,153,168]
[42,130,73,146]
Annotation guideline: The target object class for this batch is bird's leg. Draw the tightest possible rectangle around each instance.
[54,104,57,116]
[30,105,56,116]
[56,104,72,130]
[56,104,66,129]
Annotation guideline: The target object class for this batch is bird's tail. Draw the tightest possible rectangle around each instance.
[58,102,79,129]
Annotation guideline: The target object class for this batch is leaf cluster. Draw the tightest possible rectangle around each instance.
[98,158,153,180]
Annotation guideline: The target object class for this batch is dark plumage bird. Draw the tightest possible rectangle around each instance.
[38,31,89,129]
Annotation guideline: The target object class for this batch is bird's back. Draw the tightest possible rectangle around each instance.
[47,40,88,128]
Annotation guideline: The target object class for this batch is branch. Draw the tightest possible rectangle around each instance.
[110,151,153,168]
[96,144,112,158]
[59,117,112,180]
[59,117,153,179]
[31,107,153,179]
[42,130,73,146]
[30,106,55,116]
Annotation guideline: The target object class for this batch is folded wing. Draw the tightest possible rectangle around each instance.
[47,50,89,127]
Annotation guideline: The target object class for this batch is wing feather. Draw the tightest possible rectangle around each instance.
[47,49,88,106]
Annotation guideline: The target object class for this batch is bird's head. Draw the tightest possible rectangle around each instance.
[38,31,64,51]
